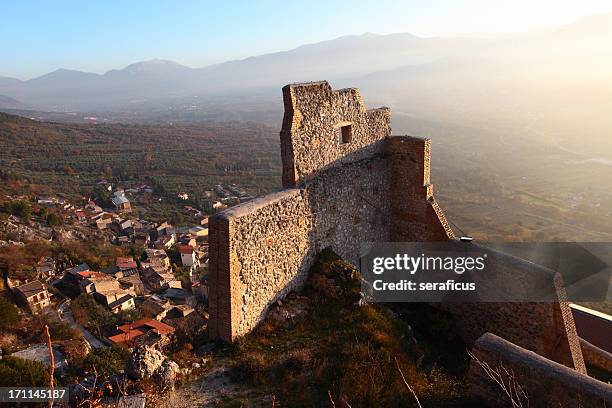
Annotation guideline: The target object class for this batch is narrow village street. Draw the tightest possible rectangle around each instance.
[57,299,106,349]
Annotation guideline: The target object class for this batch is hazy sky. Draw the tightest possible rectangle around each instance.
[3,0,612,80]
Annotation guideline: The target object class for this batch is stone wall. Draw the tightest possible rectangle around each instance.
[208,189,314,341]
[207,78,590,380]
[581,338,612,374]
[207,156,394,341]
[436,243,586,372]
[468,333,612,407]
[209,81,452,341]
[387,136,454,242]
[441,300,585,372]
[306,153,391,265]
[280,81,391,187]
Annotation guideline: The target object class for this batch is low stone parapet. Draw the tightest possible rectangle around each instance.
[468,332,612,407]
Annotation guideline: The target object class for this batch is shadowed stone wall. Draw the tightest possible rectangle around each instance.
[209,81,452,341]
[436,242,586,372]
[580,338,612,373]
[280,81,391,187]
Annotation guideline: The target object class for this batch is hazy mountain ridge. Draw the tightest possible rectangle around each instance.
[1,11,612,140]
[3,32,483,110]
[0,94,25,109]
[0,25,516,109]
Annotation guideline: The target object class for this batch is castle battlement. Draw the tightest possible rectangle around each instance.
[209,82,454,343]
[281,81,391,187]
[207,82,593,390]
[202,80,612,405]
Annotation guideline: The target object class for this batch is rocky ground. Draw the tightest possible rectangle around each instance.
[62,251,471,407]
[151,296,313,407]
[156,360,264,408]
[0,215,53,243]
[152,297,312,408]
[0,214,102,245]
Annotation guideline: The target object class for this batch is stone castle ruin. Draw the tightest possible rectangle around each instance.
[208,81,612,404]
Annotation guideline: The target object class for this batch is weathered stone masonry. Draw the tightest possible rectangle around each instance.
[207,80,590,375]
[208,189,313,341]
[209,81,453,342]
[206,80,612,404]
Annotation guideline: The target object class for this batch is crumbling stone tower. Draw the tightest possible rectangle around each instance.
[208,81,453,343]
[207,81,585,376]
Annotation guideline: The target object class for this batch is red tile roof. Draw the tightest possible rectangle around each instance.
[117,318,175,336]
[116,257,138,269]
[77,271,107,279]
[179,245,194,254]
[108,329,145,344]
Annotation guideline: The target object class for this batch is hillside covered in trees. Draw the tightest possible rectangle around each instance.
[0,112,281,204]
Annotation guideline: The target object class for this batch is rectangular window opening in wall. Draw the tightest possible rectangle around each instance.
[339,125,352,144]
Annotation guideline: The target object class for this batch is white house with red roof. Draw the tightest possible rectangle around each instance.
[179,245,198,268]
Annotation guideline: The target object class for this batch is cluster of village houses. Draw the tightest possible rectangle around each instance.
[7,182,237,349]
[12,245,206,347]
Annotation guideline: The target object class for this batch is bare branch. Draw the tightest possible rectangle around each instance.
[340,395,353,408]
[44,325,54,408]
[467,350,528,408]
[328,390,336,408]
[394,357,422,408]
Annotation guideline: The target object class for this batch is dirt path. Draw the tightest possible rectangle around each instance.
[57,299,106,349]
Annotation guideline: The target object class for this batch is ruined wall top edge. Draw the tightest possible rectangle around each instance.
[213,188,303,221]
[281,81,392,187]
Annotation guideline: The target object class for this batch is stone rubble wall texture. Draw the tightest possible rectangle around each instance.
[208,80,591,379]
[209,82,406,341]
[468,333,612,407]
[441,301,585,372]
[208,189,314,340]
[280,81,391,188]
[436,242,586,372]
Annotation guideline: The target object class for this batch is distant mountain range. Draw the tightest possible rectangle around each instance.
[1,11,612,124]
[0,33,487,111]
[0,94,24,109]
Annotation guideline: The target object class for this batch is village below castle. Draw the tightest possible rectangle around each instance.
[0,177,259,404]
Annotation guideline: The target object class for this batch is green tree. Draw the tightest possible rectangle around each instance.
[0,170,20,182]
[44,318,80,341]
[0,356,49,387]
[170,212,184,226]
[116,308,142,326]
[3,201,32,220]
[71,294,114,338]
[92,185,112,208]
[46,213,62,227]
[173,264,193,291]
[0,297,20,329]
[103,166,113,181]
[82,346,130,378]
